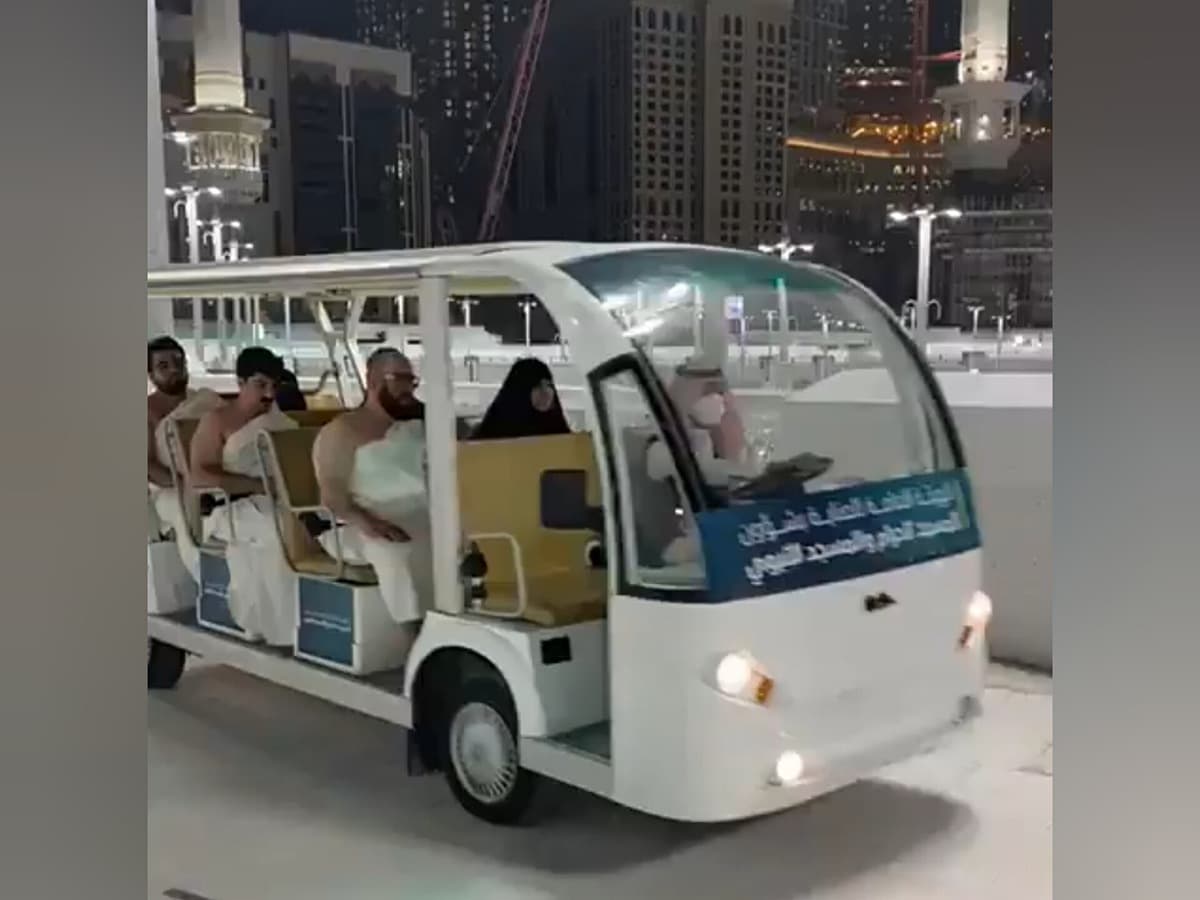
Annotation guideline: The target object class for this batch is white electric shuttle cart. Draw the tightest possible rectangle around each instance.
[146,242,992,825]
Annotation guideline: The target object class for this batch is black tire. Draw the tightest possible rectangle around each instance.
[148,639,186,690]
[440,675,538,825]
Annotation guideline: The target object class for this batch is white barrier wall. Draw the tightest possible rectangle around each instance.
[783,370,1052,671]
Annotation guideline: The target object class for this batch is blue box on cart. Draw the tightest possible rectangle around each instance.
[294,577,413,675]
[196,551,255,640]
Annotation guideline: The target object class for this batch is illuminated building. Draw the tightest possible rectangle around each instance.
[785,134,946,300]
[788,0,846,130]
[354,0,534,244]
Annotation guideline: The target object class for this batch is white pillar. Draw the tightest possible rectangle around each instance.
[147,0,174,337]
[193,0,248,109]
[417,277,462,615]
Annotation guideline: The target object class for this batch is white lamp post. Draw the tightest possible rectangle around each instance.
[887,206,962,354]
[520,300,535,349]
[758,238,813,363]
[459,298,478,327]
[967,303,986,338]
[166,184,221,365]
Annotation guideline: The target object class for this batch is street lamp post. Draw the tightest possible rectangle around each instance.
[758,238,813,364]
[520,300,535,349]
[166,184,221,366]
[966,302,985,338]
[203,217,229,364]
[888,206,961,355]
[459,298,478,328]
[993,313,1011,369]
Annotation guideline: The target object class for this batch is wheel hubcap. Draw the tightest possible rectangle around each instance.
[449,702,518,804]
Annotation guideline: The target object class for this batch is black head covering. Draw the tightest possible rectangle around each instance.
[472,357,570,441]
[275,365,307,412]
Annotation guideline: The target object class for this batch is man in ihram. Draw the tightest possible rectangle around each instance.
[189,347,299,645]
[311,347,432,628]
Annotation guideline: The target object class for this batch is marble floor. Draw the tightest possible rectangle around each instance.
[149,662,1051,900]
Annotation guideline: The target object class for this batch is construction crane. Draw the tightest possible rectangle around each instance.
[477,0,552,242]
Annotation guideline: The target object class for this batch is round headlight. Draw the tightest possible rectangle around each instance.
[715,653,753,696]
[967,590,993,627]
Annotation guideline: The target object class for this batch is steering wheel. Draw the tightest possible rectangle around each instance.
[727,452,834,501]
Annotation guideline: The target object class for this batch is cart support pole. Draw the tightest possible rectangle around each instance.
[418,275,464,615]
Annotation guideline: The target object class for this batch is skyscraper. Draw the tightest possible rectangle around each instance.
[789,0,846,130]
[355,0,533,244]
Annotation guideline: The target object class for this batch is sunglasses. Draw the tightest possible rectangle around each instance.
[384,372,420,387]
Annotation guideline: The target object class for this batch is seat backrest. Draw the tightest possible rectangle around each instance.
[306,392,344,411]
[163,417,205,546]
[165,417,201,484]
[256,426,333,569]
[457,432,605,618]
[258,427,323,510]
[285,408,344,429]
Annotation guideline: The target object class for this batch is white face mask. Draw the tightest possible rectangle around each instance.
[691,393,726,428]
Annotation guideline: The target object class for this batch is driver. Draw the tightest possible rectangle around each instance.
[647,363,748,490]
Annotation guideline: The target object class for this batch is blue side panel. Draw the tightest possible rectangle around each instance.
[296,578,355,667]
[696,469,982,602]
[197,551,243,633]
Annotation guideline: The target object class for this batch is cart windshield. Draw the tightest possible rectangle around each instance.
[559,247,961,505]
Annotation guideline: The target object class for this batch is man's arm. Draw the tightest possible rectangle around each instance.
[313,423,407,541]
[189,411,264,495]
[147,416,173,488]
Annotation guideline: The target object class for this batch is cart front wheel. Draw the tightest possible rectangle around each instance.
[148,639,186,690]
[441,676,537,825]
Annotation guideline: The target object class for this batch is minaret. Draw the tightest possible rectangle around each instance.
[934,0,1029,171]
[169,0,268,204]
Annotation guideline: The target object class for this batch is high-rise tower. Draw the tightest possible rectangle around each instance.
[933,0,1028,171]
[169,0,269,203]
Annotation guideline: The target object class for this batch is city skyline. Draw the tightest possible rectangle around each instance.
[153,0,1052,325]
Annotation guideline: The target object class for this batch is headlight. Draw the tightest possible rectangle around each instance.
[966,590,993,627]
[959,589,993,649]
[716,653,753,695]
[713,652,774,705]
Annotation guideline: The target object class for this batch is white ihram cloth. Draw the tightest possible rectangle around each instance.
[203,407,298,644]
[317,420,432,624]
[148,388,223,579]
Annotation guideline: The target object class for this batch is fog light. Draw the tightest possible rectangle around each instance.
[774,751,805,785]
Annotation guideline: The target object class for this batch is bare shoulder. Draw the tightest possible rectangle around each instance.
[197,402,234,437]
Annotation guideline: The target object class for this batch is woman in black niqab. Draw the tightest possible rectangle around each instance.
[471,357,571,441]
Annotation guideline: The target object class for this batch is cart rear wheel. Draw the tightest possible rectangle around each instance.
[441,675,537,825]
[148,639,186,690]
